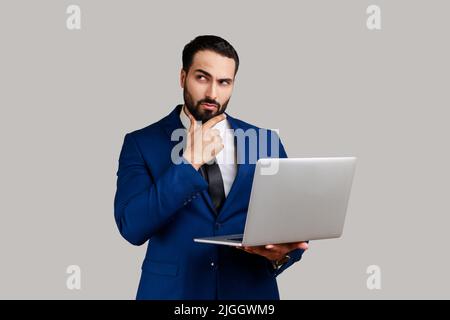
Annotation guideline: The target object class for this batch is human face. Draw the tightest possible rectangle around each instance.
[180,50,235,123]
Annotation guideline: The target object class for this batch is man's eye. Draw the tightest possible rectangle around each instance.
[197,75,206,80]
[220,81,230,86]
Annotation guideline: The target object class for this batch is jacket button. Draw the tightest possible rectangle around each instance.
[210,262,218,270]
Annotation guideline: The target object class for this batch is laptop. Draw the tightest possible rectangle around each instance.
[193,157,357,246]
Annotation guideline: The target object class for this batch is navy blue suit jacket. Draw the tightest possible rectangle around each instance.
[114,105,306,299]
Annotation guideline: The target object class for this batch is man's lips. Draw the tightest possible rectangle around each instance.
[201,103,218,111]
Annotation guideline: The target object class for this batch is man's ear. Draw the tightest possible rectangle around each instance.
[180,69,186,88]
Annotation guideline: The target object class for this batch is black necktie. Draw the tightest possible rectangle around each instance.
[199,161,226,213]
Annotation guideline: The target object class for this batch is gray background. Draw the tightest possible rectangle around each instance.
[0,0,449,299]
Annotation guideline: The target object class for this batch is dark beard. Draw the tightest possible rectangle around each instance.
[183,85,230,123]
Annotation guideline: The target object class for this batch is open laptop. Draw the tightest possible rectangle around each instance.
[194,157,357,246]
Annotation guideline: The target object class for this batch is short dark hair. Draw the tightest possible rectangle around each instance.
[182,35,239,75]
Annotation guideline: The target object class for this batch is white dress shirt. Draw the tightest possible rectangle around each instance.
[180,105,237,197]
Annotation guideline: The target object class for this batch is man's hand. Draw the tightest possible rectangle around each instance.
[182,106,226,170]
[236,242,309,262]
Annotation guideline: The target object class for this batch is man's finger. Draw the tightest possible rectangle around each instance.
[280,242,306,252]
[209,128,221,138]
[203,113,226,130]
[265,244,284,255]
[212,143,224,158]
[282,242,308,251]
[205,129,221,142]
[212,135,222,145]
[297,242,309,250]
[243,246,255,254]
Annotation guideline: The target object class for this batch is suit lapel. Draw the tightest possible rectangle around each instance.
[162,104,184,138]
[216,115,251,219]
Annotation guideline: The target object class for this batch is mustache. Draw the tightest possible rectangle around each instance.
[198,99,220,108]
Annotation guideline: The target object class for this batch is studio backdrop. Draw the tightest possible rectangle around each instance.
[0,0,449,299]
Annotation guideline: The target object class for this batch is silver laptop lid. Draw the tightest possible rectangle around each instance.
[242,157,357,246]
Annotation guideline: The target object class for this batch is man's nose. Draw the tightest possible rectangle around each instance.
[205,83,217,101]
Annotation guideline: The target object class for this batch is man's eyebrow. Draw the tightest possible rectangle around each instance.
[194,69,233,83]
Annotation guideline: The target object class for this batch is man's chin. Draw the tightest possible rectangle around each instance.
[200,112,217,123]
[186,103,225,122]
[200,109,225,123]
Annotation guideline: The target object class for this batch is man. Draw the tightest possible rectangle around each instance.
[114,35,308,300]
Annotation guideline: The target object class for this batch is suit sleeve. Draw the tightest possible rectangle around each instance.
[113,133,208,246]
[266,130,308,277]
